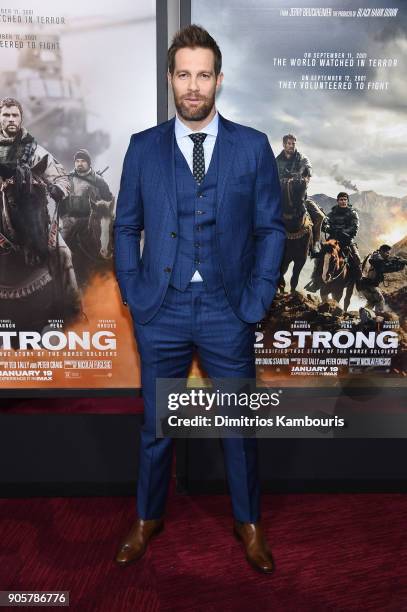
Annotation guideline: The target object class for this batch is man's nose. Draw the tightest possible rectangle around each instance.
[188,77,199,91]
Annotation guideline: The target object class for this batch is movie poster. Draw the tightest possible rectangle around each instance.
[0,0,156,391]
[193,0,407,387]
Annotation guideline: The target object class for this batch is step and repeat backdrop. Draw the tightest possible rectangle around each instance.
[0,0,156,393]
[192,0,407,389]
[0,0,406,395]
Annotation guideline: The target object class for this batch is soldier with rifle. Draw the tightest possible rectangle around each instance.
[359,244,407,314]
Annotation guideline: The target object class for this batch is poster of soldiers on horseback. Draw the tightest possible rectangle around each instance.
[0,1,155,391]
[249,1,407,385]
[0,0,406,392]
[192,0,407,385]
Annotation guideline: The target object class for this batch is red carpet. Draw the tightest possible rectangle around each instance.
[0,490,406,611]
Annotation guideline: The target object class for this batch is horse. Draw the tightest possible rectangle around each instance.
[278,176,313,292]
[0,160,80,337]
[316,239,355,311]
[62,196,115,288]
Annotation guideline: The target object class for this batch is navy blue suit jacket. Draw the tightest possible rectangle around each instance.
[114,114,285,324]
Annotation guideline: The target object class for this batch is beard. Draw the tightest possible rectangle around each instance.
[174,91,216,122]
[76,166,90,175]
[3,125,19,137]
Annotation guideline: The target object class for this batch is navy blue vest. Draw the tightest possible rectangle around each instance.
[170,139,223,292]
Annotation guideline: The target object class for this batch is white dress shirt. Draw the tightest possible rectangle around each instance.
[174,112,219,282]
[174,111,219,174]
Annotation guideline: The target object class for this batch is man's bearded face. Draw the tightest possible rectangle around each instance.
[75,158,90,174]
[0,106,22,137]
[337,196,349,208]
[169,47,222,123]
[283,138,296,157]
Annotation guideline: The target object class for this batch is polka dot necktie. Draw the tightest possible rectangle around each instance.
[189,132,207,184]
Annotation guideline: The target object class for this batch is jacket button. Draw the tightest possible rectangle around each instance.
[164,267,172,273]
[171,232,177,238]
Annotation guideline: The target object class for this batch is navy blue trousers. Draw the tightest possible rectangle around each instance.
[133,283,260,522]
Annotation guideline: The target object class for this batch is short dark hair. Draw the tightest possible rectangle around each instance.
[337,192,349,201]
[283,134,296,144]
[0,97,23,117]
[168,24,222,76]
[379,244,391,253]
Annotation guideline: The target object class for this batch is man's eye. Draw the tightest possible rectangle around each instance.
[178,73,187,78]
[201,74,210,79]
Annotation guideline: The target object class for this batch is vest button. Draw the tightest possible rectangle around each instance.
[170,232,177,238]
[164,267,172,273]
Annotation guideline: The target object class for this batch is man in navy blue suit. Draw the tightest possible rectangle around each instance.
[114,25,285,573]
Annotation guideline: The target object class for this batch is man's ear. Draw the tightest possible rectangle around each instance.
[167,71,172,88]
[216,71,224,90]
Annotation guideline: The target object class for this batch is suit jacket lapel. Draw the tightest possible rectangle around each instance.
[158,118,177,216]
[216,115,236,216]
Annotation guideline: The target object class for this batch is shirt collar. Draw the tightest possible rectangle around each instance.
[175,111,219,139]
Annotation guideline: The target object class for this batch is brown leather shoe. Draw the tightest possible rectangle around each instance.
[115,518,164,566]
[233,521,274,573]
